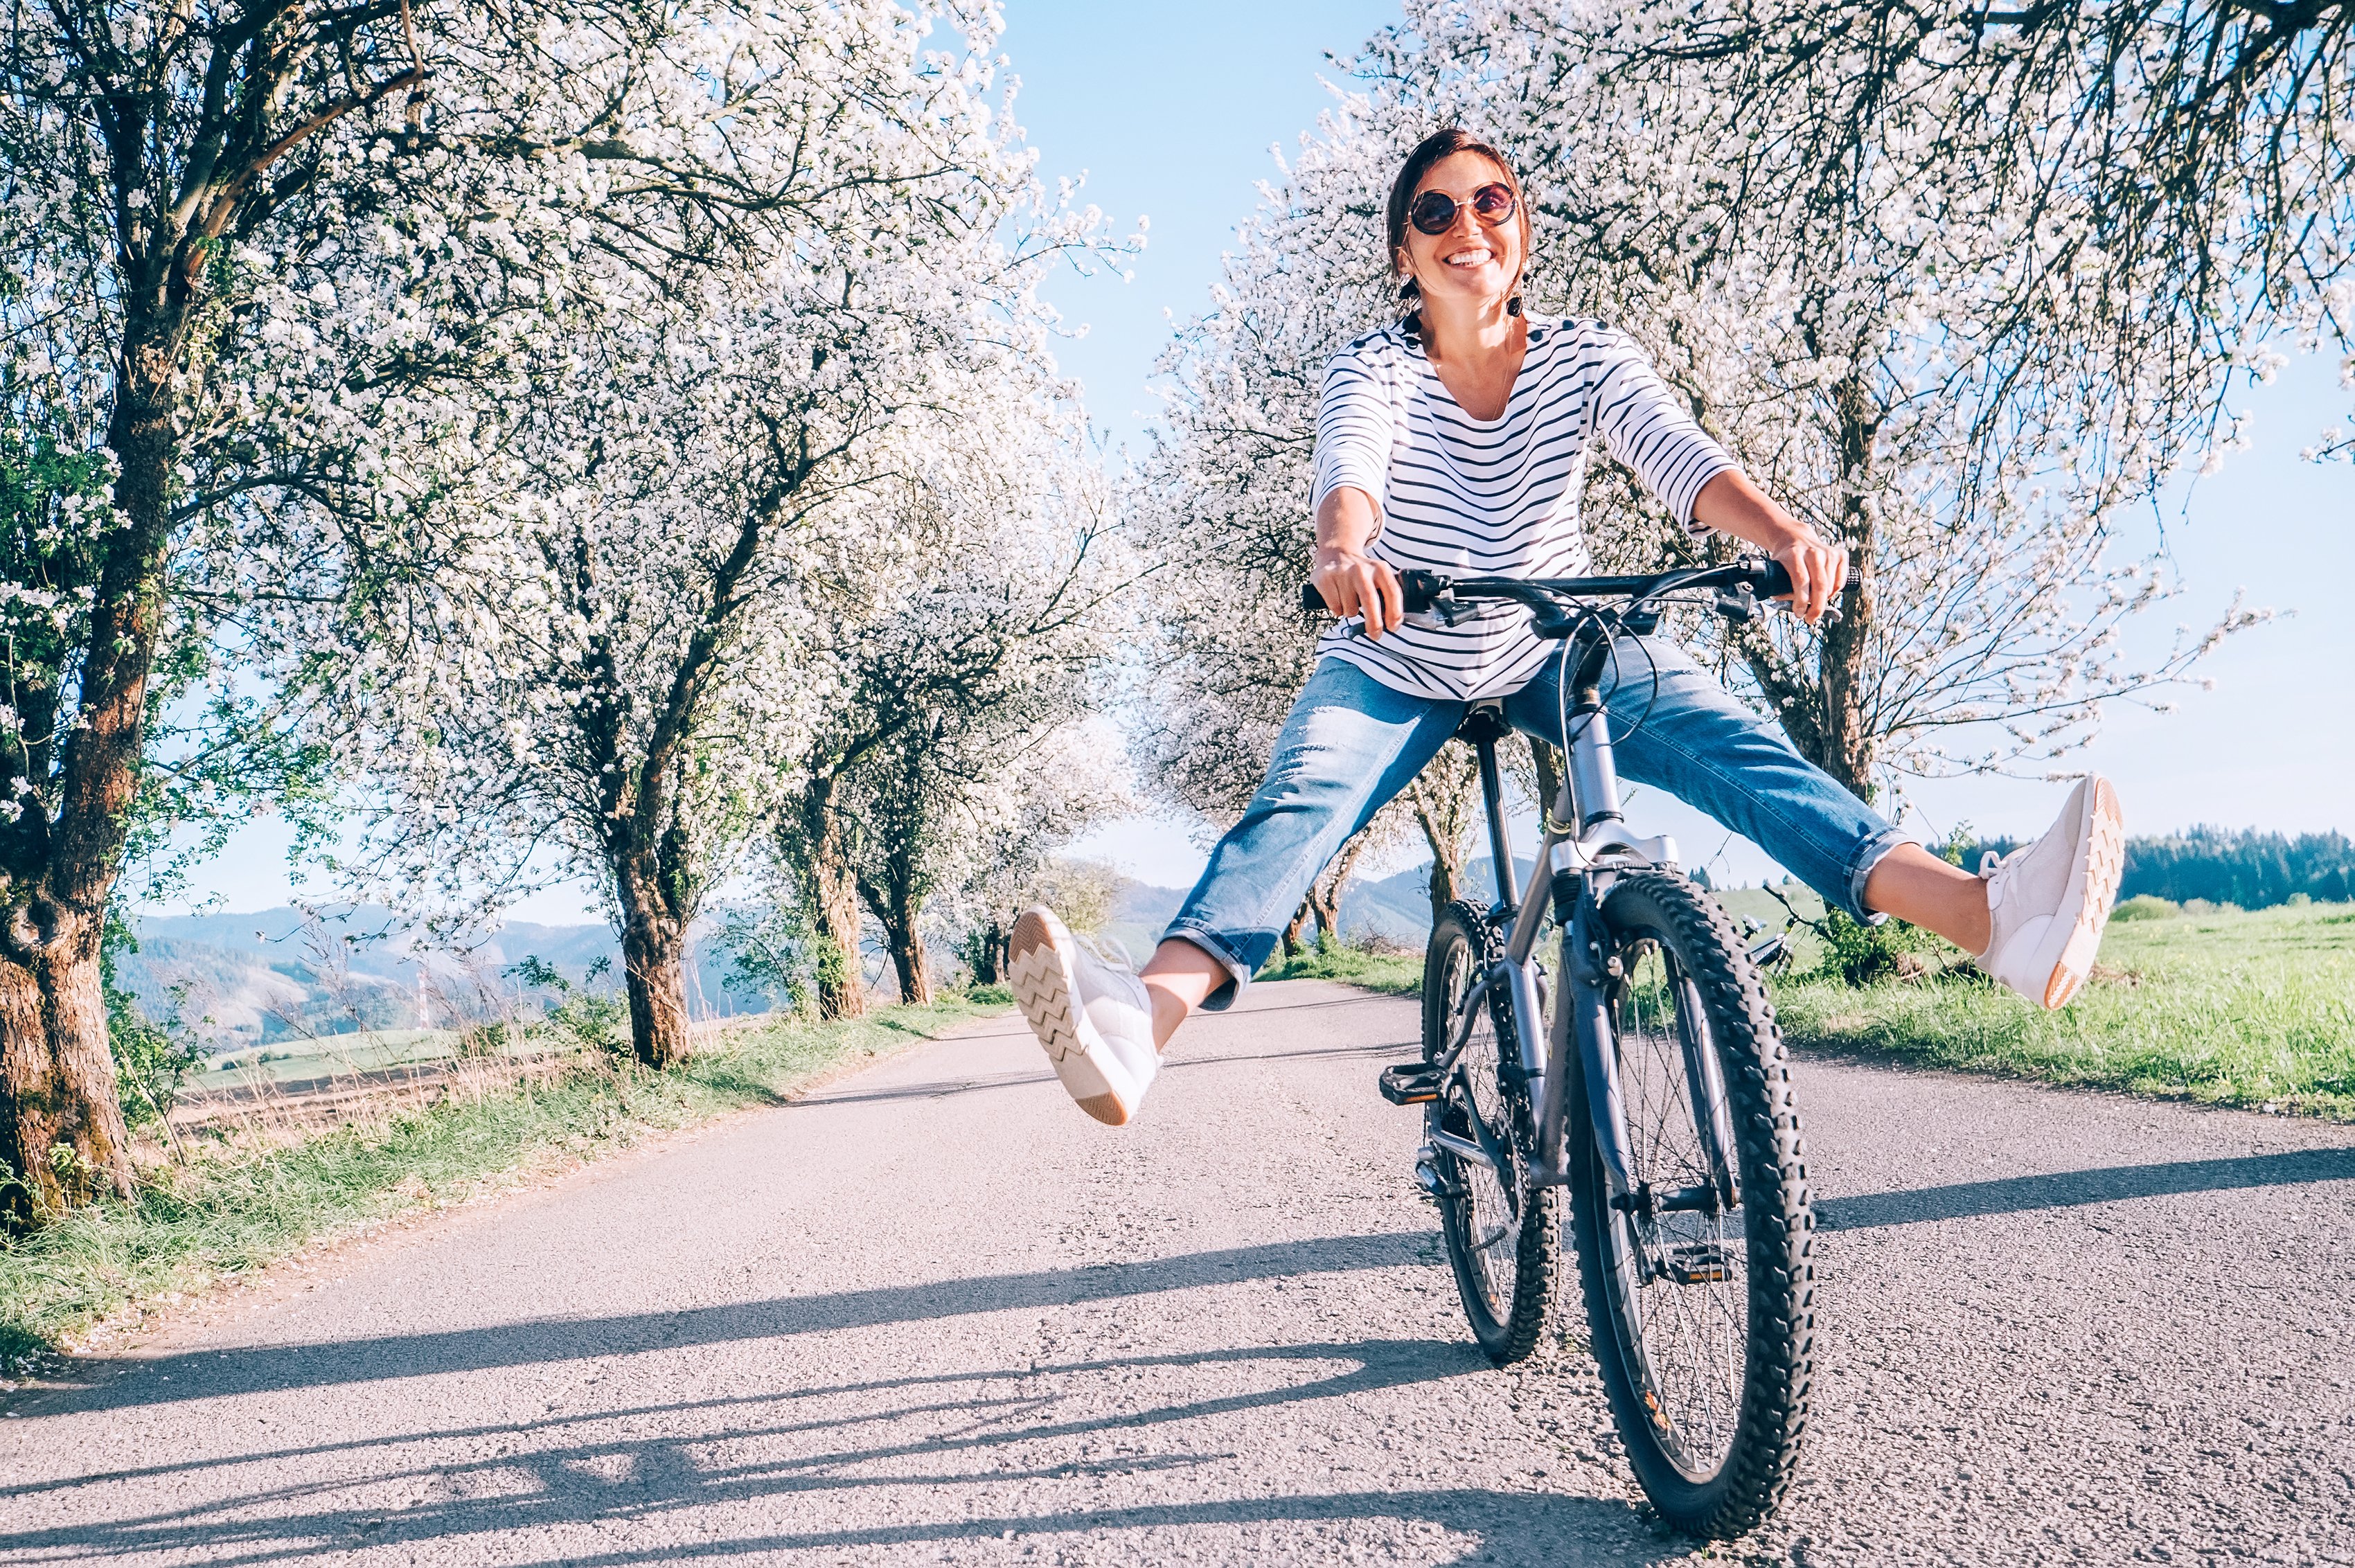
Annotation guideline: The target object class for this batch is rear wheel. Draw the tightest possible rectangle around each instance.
[1423,900,1558,1363]
[1565,871,1813,1537]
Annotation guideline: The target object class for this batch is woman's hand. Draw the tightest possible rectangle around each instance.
[1769,532,1847,625]
[1311,484,1403,637]
[1312,545,1405,639]
[1690,470,1848,625]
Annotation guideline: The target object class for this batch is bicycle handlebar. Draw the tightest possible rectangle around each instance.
[1297,558,1797,620]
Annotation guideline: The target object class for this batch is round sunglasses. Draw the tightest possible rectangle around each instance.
[1409,181,1516,236]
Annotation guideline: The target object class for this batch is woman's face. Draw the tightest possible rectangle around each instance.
[1398,150,1524,310]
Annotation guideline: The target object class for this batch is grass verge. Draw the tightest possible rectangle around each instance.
[0,997,997,1364]
[1258,940,1423,995]
[1770,901,2355,1119]
[1259,900,2352,1121]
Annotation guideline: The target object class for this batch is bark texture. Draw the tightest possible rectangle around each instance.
[1281,900,1312,958]
[788,788,869,1021]
[1308,827,1373,945]
[1409,743,1479,927]
[616,862,692,1069]
[1738,370,1881,799]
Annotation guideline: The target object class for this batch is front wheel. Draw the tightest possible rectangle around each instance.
[1423,900,1559,1363]
[1566,871,1815,1538]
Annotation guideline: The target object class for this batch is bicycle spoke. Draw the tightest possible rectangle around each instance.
[1612,936,1748,1477]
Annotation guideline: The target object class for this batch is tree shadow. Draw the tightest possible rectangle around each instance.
[30,1231,1442,1416]
[1815,1146,2355,1231]
[3,1337,1684,1567]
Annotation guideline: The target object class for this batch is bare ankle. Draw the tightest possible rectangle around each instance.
[1141,982,1189,1052]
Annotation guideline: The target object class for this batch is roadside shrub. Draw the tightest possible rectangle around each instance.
[2111,895,2180,921]
[1807,909,1957,987]
[102,915,202,1130]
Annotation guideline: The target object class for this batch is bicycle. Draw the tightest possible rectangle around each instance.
[1304,558,1816,1538]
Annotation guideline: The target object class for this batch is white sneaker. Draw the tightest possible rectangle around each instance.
[1008,907,1159,1126]
[1978,776,2126,1009]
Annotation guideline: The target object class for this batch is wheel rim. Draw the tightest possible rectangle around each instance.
[1604,934,1748,1481]
[1439,936,1521,1324]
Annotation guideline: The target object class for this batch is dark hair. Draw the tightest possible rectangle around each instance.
[1386,127,1532,329]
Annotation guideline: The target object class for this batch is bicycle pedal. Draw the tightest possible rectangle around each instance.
[1664,1243,1732,1285]
[1378,1062,1443,1106]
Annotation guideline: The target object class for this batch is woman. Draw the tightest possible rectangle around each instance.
[1011,128,2124,1127]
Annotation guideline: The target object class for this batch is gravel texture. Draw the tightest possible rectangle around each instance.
[3,978,2351,1565]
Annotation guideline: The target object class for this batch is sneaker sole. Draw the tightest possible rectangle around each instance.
[2043,776,2124,1009]
[1008,910,1132,1127]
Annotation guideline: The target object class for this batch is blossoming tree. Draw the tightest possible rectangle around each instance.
[319,1,1113,1064]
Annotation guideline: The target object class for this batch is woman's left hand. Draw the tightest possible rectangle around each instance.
[1770,531,1847,625]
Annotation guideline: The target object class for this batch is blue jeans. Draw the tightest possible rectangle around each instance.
[1166,643,1911,1008]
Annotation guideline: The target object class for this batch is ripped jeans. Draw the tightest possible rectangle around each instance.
[1164,643,1911,1008]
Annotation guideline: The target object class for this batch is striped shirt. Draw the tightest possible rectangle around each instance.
[1311,314,1735,701]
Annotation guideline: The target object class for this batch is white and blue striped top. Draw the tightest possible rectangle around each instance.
[1311,314,1735,701]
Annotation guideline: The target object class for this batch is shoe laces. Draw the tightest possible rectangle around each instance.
[1979,848,2020,881]
[1072,929,1137,974]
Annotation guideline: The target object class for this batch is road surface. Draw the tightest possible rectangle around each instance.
[5,979,2352,1565]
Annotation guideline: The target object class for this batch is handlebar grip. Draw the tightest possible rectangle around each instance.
[1752,559,1795,600]
[1299,571,1447,620]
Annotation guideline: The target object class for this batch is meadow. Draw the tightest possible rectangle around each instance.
[1263,896,2355,1121]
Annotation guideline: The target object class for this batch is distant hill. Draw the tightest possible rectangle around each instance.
[117,906,763,1051]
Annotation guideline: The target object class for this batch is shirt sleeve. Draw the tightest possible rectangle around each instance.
[1310,340,1396,515]
[1586,328,1736,535]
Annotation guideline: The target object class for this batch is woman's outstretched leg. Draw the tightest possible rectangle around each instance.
[1008,659,1459,1125]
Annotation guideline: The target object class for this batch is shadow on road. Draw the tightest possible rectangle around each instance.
[30,1231,1441,1416]
[1817,1146,2355,1231]
[2,1335,1686,1567]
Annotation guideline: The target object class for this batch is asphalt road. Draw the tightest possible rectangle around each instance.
[6,979,2352,1566]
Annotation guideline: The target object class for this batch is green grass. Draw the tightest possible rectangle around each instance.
[1261,898,2352,1123]
[1257,940,1423,995]
[1770,901,2355,1119]
[0,997,995,1364]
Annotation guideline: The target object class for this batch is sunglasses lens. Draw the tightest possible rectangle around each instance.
[1410,190,1457,235]
[1472,183,1515,219]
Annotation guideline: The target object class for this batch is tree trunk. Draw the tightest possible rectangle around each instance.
[1281,899,1312,958]
[1818,372,1882,799]
[0,922,133,1222]
[884,919,932,1005]
[615,864,691,1069]
[794,793,868,1021]
[1409,745,1477,926]
[1310,827,1374,945]
[1,357,180,1220]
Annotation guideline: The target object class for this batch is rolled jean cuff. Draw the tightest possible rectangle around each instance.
[1845,826,1921,925]
[1162,923,1253,1012]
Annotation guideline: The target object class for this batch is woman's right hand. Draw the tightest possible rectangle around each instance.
[1311,546,1405,639]
[1311,485,1403,638]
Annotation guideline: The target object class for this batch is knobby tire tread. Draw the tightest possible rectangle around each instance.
[1571,871,1815,1539]
[1424,900,1560,1365]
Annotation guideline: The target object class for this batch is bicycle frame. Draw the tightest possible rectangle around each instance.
[1425,623,1696,1204]
[1315,556,1790,1209]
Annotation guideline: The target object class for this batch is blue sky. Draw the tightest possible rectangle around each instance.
[157,0,2351,913]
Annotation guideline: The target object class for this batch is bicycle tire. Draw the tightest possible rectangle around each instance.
[1423,900,1560,1364]
[1565,871,1813,1537]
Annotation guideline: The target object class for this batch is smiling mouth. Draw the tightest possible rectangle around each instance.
[1443,247,1495,267]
